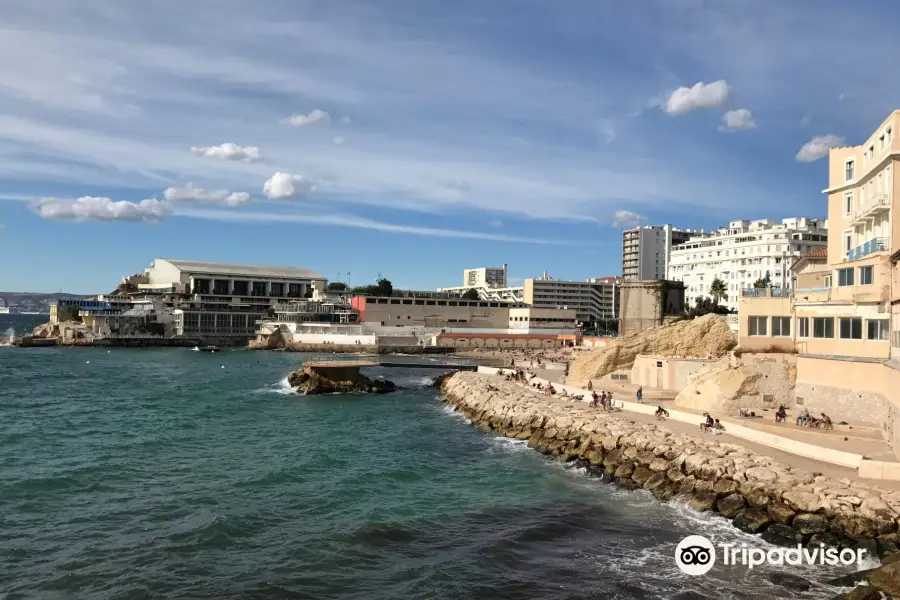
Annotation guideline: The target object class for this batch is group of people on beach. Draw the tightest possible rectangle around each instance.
[700,413,726,434]
[774,406,834,430]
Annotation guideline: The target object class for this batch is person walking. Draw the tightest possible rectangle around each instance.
[636,386,643,403]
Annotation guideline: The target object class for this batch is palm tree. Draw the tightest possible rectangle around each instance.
[709,278,728,306]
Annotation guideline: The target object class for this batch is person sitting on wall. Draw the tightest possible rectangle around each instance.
[655,406,669,421]
[700,414,714,432]
[774,405,787,423]
[818,413,834,430]
[796,408,810,427]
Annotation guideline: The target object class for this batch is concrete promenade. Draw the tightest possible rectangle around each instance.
[481,366,900,486]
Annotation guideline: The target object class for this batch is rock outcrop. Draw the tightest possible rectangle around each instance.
[674,353,797,413]
[568,314,736,384]
[287,366,396,395]
[441,371,900,562]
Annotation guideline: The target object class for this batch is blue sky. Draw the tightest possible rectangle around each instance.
[1,0,898,293]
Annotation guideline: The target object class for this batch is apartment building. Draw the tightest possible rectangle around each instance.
[523,273,618,326]
[622,225,695,281]
[437,264,523,301]
[350,292,525,328]
[669,218,828,313]
[736,111,900,432]
[464,265,508,288]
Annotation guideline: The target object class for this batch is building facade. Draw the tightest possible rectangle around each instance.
[622,225,695,281]
[618,280,685,336]
[735,111,900,433]
[669,218,828,313]
[350,293,523,329]
[523,273,618,326]
[464,265,508,288]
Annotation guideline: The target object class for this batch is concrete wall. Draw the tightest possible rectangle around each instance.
[675,353,796,414]
[292,333,377,345]
[630,355,713,391]
[794,355,899,427]
[437,334,561,349]
[619,280,685,336]
[356,296,512,328]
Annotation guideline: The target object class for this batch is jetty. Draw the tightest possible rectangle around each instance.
[301,352,503,371]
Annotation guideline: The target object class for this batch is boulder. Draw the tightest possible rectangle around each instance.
[713,478,739,497]
[762,523,804,546]
[649,458,670,472]
[783,490,827,513]
[666,468,686,484]
[793,513,828,536]
[766,503,796,525]
[631,466,653,486]
[689,492,718,512]
[288,366,397,395]
[603,448,624,470]
[766,573,811,592]
[869,562,900,598]
[716,493,746,518]
[832,515,878,540]
[809,532,846,550]
[614,462,636,479]
[732,508,772,533]
[643,472,668,493]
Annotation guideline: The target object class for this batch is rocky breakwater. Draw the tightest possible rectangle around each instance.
[287,366,397,395]
[442,372,900,562]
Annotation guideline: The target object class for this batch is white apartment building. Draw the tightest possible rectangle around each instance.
[464,265,508,288]
[668,218,828,313]
[622,225,696,280]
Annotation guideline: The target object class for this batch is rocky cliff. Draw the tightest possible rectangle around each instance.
[441,372,900,567]
[287,366,397,395]
[675,354,797,413]
[569,314,736,384]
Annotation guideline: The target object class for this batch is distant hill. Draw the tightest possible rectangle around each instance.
[0,291,96,311]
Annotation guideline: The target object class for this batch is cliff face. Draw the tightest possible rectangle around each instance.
[569,314,736,384]
[674,354,797,413]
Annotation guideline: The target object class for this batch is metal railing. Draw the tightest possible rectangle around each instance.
[771,287,792,298]
[846,237,888,261]
[851,193,891,222]
[741,288,767,297]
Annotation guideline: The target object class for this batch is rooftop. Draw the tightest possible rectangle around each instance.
[154,259,325,280]
[804,248,828,259]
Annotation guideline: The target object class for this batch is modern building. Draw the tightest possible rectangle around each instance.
[668,218,828,313]
[508,307,577,331]
[350,292,525,329]
[618,280,685,336]
[622,225,696,281]
[464,265,508,288]
[736,111,900,438]
[523,273,619,326]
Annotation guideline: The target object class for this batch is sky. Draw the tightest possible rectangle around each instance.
[1,0,899,294]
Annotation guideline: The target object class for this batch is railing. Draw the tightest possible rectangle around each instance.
[724,314,739,325]
[100,332,166,339]
[741,288,767,297]
[851,193,891,223]
[795,287,830,294]
[846,237,888,261]
[771,287,792,298]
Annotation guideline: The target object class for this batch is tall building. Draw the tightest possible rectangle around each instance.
[464,265,508,288]
[668,218,828,313]
[523,272,618,326]
[735,110,900,434]
[622,225,695,281]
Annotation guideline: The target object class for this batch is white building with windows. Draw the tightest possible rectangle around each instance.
[621,225,696,281]
[668,218,828,313]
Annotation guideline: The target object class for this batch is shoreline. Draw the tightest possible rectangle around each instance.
[440,371,900,563]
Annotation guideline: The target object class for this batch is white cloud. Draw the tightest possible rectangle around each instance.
[280,109,330,126]
[340,116,352,125]
[190,143,261,163]
[718,108,756,132]
[263,172,315,199]
[611,210,644,228]
[489,219,503,228]
[446,180,471,193]
[332,135,346,146]
[796,134,845,163]
[32,196,171,222]
[664,80,731,115]
[163,183,251,207]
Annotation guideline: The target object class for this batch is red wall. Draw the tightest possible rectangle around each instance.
[350,296,367,322]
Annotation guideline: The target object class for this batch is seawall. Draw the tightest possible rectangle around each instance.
[441,371,900,559]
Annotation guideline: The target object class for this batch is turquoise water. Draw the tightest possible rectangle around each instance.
[0,341,864,599]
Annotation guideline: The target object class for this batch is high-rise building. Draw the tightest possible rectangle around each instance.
[621,225,695,281]
[523,272,619,326]
[463,265,508,288]
[668,218,828,313]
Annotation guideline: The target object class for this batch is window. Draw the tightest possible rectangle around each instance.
[880,134,886,150]
[860,265,874,285]
[844,193,853,215]
[797,317,809,338]
[838,267,854,286]
[813,317,834,338]
[839,317,863,340]
[748,316,767,336]
[867,319,889,341]
[824,275,832,288]
[888,127,893,146]
[845,160,855,181]
[772,317,791,337]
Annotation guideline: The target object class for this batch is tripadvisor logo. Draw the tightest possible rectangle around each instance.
[675,535,867,575]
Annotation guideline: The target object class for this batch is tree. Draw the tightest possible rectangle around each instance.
[461,288,480,300]
[353,278,394,297]
[326,282,348,291]
[709,278,728,305]
[752,274,771,289]
[684,296,731,319]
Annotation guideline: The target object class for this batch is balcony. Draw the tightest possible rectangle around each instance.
[740,287,792,298]
[850,193,891,225]
[846,237,888,262]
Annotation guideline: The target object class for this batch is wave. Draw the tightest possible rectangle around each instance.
[255,376,294,395]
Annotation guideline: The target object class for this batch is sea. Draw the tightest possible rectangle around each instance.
[0,314,871,599]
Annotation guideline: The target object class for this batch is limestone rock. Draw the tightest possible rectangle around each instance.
[793,513,828,536]
[767,573,811,592]
[631,466,653,486]
[762,523,804,546]
[675,353,796,414]
[689,492,718,512]
[288,367,397,395]
[766,503,796,525]
[614,462,636,479]
[733,508,773,533]
[832,515,878,540]
[783,490,827,513]
[717,493,746,518]
[713,478,739,497]
[569,314,735,383]
[869,562,900,598]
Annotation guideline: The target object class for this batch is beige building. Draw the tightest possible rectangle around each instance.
[508,307,577,331]
[736,111,900,436]
[618,280,685,336]
[352,294,523,329]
